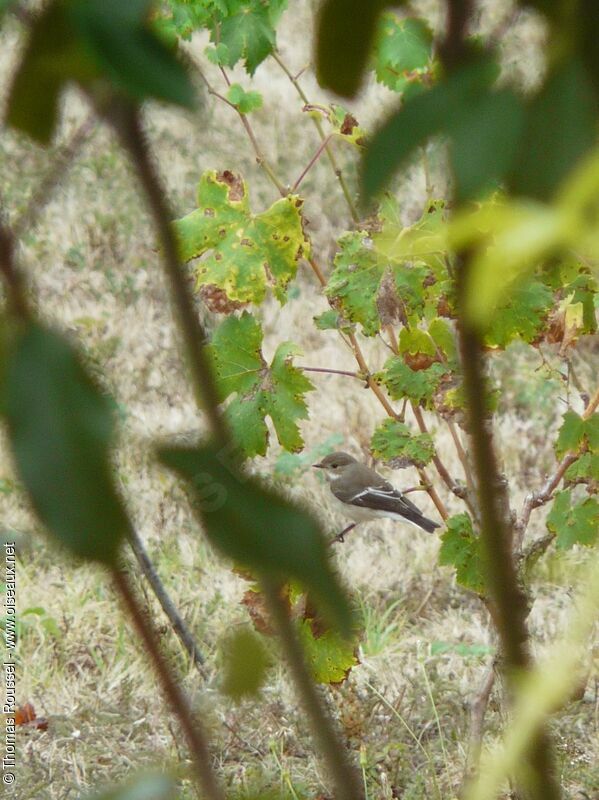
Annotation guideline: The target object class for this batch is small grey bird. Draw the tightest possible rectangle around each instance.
[313,451,440,541]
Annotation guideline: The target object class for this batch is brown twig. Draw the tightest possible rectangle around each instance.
[126,526,207,672]
[261,579,364,800]
[13,113,96,240]
[292,134,334,192]
[464,660,497,779]
[515,385,599,549]
[112,568,223,800]
[272,51,360,222]
[300,365,361,379]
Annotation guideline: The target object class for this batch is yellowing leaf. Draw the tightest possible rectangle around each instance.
[173,170,310,304]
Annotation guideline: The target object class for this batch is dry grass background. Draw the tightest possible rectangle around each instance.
[1,2,597,798]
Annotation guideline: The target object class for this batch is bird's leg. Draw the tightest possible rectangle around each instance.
[331,523,356,545]
[402,485,430,495]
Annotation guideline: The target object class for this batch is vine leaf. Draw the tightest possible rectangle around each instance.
[546,490,599,549]
[207,312,314,459]
[2,323,129,565]
[173,170,310,304]
[158,445,353,636]
[297,619,359,684]
[227,83,263,113]
[371,419,435,468]
[438,513,486,594]
[326,231,429,336]
[555,410,599,459]
[373,13,433,95]
[564,452,599,486]
[219,627,270,699]
[213,0,288,74]
[382,358,447,406]
[483,280,553,348]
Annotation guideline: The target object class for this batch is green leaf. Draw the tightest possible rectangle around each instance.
[5,1,93,144]
[564,452,599,484]
[371,419,435,468]
[428,317,456,362]
[373,13,433,94]
[546,490,599,549]
[483,279,553,348]
[556,411,599,458]
[450,88,525,201]
[215,0,287,74]
[2,323,128,565]
[316,0,395,97]
[325,231,430,336]
[158,445,353,636]
[173,170,310,304]
[382,358,447,406]
[219,627,270,699]
[398,327,436,357]
[362,54,501,198]
[430,640,494,658]
[208,313,314,458]
[313,309,347,331]
[83,772,177,800]
[509,59,597,201]
[227,83,263,113]
[297,619,358,684]
[69,0,195,107]
[438,513,486,594]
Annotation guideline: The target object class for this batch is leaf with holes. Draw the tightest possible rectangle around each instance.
[438,513,486,594]
[382,358,447,406]
[2,323,129,564]
[173,170,309,304]
[371,419,435,468]
[297,619,359,684]
[207,312,314,458]
[325,231,429,335]
[546,491,599,549]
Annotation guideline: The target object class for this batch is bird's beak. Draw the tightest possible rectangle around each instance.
[312,462,324,469]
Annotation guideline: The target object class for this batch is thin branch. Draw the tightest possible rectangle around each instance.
[126,526,207,673]
[0,214,29,319]
[272,51,360,222]
[515,385,599,547]
[112,567,223,800]
[464,660,497,780]
[261,579,364,800]
[13,113,96,240]
[111,103,227,444]
[300,365,361,379]
[291,134,334,192]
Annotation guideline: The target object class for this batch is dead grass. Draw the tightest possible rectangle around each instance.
[1,3,597,799]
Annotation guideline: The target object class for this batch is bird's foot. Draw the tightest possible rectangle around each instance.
[330,523,356,545]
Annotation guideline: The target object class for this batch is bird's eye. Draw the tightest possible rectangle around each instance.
[332,464,338,469]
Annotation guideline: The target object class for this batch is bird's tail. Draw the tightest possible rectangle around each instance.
[418,516,440,533]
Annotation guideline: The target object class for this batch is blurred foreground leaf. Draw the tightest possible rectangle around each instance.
[2,323,128,564]
[220,627,270,699]
[84,772,177,800]
[316,0,397,97]
[159,445,353,636]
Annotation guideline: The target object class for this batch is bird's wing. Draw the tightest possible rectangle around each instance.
[331,462,422,512]
[334,481,425,518]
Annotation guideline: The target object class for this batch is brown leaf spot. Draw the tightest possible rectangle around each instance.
[216,170,245,202]
[376,271,403,326]
[340,112,359,136]
[199,284,247,314]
